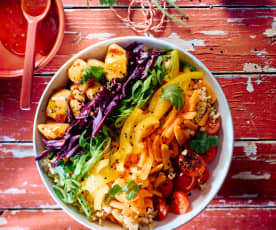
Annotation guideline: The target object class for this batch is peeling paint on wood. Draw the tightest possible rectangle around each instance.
[232,171,271,180]
[161,32,206,51]
[61,0,276,7]
[1,209,276,229]
[15,8,274,73]
[1,75,275,141]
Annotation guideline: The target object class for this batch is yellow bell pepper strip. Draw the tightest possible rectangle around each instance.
[165,50,180,81]
[133,116,160,153]
[112,107,144,171]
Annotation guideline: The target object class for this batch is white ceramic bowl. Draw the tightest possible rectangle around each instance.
[33,36,234,230]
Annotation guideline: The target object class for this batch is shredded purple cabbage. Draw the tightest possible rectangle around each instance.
[37,42,164,166]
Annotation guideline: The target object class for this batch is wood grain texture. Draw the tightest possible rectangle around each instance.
[0,75,275,141]
[0,141,275,208]
[31,8,276,74]
[0,208,276,229]
[62,0,276,7]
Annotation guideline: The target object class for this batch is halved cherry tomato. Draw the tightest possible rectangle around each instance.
[203,146,217,163]
[174,173,197,193]
[171,191,189,214]
[205,118,221,135]
[160,178,173,197]
[198,167,209,185]
[178,152,206,178]
[155,199,169,221]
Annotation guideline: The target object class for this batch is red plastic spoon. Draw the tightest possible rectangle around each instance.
[20,0,51,110]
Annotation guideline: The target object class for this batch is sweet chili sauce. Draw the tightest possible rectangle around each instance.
[0,0,59,57]
[22,0,48,17]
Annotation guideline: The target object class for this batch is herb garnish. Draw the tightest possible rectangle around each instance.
[160,82,184,110]
[83,66,105,83]
[190,132,219,154]
[104,180,142,204]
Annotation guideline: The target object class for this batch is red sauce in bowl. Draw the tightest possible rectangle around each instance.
[22,0,48,17]
[0,0,59,70]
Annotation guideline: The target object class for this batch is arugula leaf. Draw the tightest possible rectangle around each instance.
[190,132,219,154]
[99,0,117,6]
[160,82,184,110]
[80,135,111,177]
[79,129,88,148]
[83,66,105,83]
[54,160,74,182]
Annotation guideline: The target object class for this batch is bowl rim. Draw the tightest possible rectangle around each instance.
[33,36,234,230]
[0,0,65,78]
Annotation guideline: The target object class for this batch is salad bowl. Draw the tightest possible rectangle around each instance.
[33,36,234,230]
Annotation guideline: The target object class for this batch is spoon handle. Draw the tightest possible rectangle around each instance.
[20,21,38,110]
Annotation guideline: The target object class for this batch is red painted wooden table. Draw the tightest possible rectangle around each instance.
[0,0,276,229]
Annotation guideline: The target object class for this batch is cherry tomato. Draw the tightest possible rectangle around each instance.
[160,178,173,197]
[198,167,209,185]
[174,173,197,193]
[205,118,221,135]
[171,191,189,214]
[203,146,217,163]
[155,199,169,221]
[178,152,206,178]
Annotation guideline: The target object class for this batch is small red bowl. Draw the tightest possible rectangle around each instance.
[0,0,64,78]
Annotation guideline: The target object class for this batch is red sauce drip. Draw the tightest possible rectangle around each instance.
[0,0,59,57]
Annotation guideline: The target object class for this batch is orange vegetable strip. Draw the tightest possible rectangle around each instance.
[150,163,164,174]
[162,107,177,130]
[170,139,179,157]
[189,89,200,112]
[198,111,209,126]
[182,111,197,120]
[183,120,198,131]
[153,135,162,162]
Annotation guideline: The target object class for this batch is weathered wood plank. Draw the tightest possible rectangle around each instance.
[0,75,275,141]
[0,141,275,208]
[33,8,276,74]
[0,208,275,229]
[61,0,276,7]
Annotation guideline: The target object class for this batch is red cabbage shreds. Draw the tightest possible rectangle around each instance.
[92,99,118,137]
[42,136,69,150]
[35,149,53,161]
[66,107,74,123]
[66,134,81,152]
[65,144,80,159]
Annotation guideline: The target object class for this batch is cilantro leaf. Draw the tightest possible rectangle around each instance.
[104,184,123,204]
[160,82,184,110]
[104,180,142,204]
[125,181,142,200]
[190,132,219,154]
[83,66,105,83]
[109,184,123,196]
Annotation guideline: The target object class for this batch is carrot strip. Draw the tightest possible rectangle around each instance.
[182,112,197,120]
[170,139,179,157]
[162,108,177,130]
[198,111,209,126]
[183,120,198,131]
[189,89,200,112]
